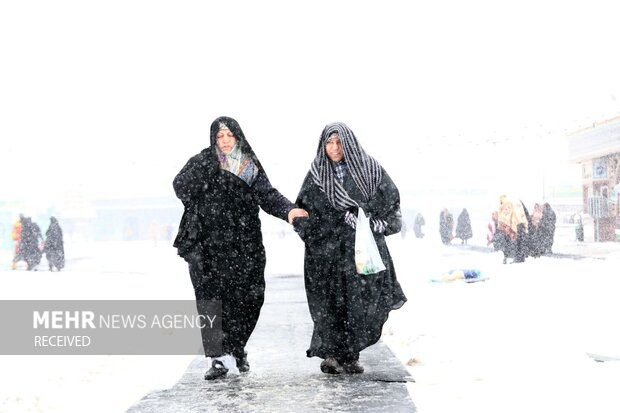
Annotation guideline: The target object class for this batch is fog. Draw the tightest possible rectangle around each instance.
[1,1,619,235]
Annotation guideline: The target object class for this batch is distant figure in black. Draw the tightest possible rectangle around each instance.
[20,217,43,270]
[573,211,584,242]
[413,213,425,238]
[439,208,454,245]
[44,217,65,271]
[540,203,556,254]
[455,208,473,245]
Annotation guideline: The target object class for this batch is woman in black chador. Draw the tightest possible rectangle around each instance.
[293,122,407,375]
[413,213,425,238]
[439,208,454,245]
[455,208,473,245]
[43,216,65,271]
[173,116,307,380]
[20,217,43,270]
[540,202,557,254]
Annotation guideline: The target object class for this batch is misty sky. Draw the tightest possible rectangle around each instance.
[2,1,620,212]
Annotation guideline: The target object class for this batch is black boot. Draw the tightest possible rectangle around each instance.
[320,357,342,374]
[235,351,250,373]
[204,359,228,380]
[342,360,364,374]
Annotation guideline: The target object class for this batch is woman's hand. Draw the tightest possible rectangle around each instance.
[288,208,309,224]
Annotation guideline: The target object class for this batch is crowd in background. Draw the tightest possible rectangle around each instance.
[488,197,557,264]
[404,197,561,265]
[11,214,65,271]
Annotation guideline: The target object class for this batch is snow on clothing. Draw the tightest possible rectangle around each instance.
[44,217,65,271]
[455,208,473,243]
[173,116,296,360]
[293,122,406,364]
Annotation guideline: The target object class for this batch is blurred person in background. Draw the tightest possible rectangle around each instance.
[413,213,425,239]
[455,208,473,245]
[540,202,557,254]
[496,195,529,264]
[573,211,584,242]
[439,208,454,245]
[487,211,497,248]
[43,216,65,271]
[528,203,544,258]
[20,217,43,271]
[10,214,24,270]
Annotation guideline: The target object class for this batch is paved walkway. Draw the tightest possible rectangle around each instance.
[126,274,416,413]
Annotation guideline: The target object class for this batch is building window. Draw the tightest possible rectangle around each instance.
[593,158,608,180]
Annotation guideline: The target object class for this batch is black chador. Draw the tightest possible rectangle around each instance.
[173,116,296,377]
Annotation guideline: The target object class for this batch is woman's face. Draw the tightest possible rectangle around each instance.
[216,129,237,155]
[325,134,343,162]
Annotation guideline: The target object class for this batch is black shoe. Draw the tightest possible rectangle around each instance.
[342,360,364,374]
[204,360,228,380]
[320,357,342,374]
[235,351,250,373]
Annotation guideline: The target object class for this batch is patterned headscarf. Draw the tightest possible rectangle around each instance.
[216,143,258,186]
[310,122,383,211]
[498,195,529,238]
[210,116,261,186]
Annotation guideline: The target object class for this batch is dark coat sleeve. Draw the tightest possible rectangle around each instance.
[252,169,295,222]
[292,173,347,244]
[358,169,402,236]
[172,150,215,257]
[172,151,214,207]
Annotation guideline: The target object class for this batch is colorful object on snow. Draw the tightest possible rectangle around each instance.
[431,269,486,283]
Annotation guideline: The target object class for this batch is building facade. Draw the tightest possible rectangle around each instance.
[568,116,620,241]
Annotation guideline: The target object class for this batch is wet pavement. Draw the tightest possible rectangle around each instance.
[126,275,416,413]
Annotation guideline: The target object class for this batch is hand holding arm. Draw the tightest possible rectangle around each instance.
[288,208,309,224]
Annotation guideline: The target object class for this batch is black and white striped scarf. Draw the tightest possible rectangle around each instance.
[310,122,383,211]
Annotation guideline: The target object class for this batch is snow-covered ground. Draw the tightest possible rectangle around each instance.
[0,241,197,413]
[1,229,619,412]
[383,235,620,413]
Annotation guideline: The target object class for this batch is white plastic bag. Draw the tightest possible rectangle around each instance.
[354,209,386,275]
